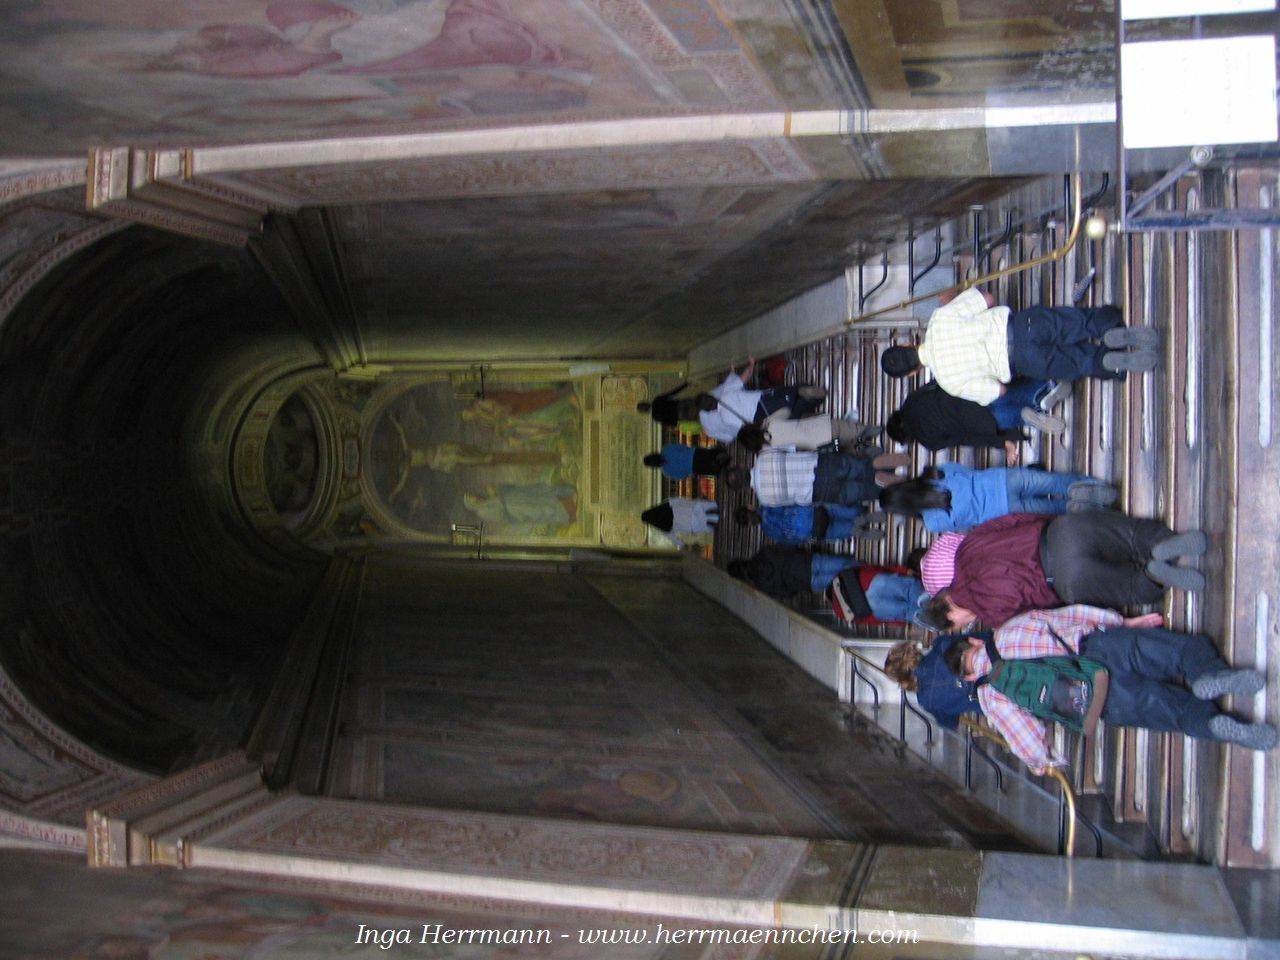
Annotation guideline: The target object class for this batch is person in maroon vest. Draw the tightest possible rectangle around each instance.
[922,511,1207,631]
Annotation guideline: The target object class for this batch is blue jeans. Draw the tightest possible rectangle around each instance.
[989,378,1051,430]
[810,554,857,592]
[812,452,878,505]
[865,573,926,623]
[1005,468,1100,514]
[1083,628,1228,738]
[818,503,866,540]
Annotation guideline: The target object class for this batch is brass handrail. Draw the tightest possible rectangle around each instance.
[845,174,1086,325]
[959,716,1081,858]
[1045,766,1078,858]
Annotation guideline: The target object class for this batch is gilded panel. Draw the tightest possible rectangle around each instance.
[830,0,1115,107]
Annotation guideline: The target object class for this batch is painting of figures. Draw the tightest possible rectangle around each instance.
[0,0,776,151]
[365,378,586,543]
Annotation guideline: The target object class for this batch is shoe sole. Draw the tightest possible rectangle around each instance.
[1103,326,1161,349]
[1038,381,1073,410]
[1209,716,1279,751]
[1151,530,1208,561]
[1020,407,1066,435]
[1103,348,1158,373]
[1193,670,1265,700]
[1068,481,1118,506]
[1146,559,1206,593]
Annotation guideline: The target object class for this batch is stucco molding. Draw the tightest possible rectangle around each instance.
[0,219,129,328]
[86,147,268,246]
[0,160,86,205]
[0,661,143,782]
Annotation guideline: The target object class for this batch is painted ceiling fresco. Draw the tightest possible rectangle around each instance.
[0,0,1115,156]
[0,0,793,154]
[0,1,1102,360]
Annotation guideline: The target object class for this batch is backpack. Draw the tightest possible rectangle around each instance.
[976,631,1109,736]
[828,570,872,621]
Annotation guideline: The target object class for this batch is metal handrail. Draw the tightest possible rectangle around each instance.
[848,656,881,708]
[909,226,943,294]
[959,716,1093,858]
[1045,766,1078,858]
[845,173,1086,325]
[959,715,1005,792]
[858,252,891,312]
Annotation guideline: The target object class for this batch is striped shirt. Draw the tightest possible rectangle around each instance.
[917,288,1012,405]
[974,605,1123,774]
[921,532,965,594]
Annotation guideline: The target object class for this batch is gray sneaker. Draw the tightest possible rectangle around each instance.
[1146,560,1205,593]
[1192,669,1266,700]
[1208,715,1278,751]
[1020,407,1066,435]
[1151,530,1208,561]
[1037,380,1074,411]
[1067,481,1118,507]
[1103,348,1158,373]
[1103,326,1161,349]
[853,514,888,542]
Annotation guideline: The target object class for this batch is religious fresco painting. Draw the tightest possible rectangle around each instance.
[0,0,792,152]
[239,371,665,551]
[1,0,1126,159]
[364,377,586,543]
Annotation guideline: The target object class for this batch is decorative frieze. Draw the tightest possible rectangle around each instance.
[87,147,268,246]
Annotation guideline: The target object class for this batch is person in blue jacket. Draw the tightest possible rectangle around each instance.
[883,634,983,729]
[877,463,1116,533]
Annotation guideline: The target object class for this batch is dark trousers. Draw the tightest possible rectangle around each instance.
[1082,627,1228,738]
[1043,512,1173,607]
[756,386,823,422]
[1007,304,1124,381]
[812,452,878,505]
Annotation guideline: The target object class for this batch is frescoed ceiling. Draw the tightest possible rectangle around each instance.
[0,0,1116,154]
[1,0,1115,360]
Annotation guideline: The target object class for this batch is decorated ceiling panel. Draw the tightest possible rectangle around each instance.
[0,0,1114,156]
[3,1,1102,363]
[0,0,806,154]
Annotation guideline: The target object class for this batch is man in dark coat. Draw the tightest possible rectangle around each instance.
[726,546,854,598]
[886,380,1071,465]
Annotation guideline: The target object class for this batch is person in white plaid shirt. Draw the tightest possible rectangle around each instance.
[881,287,1159,402]
[746,447,908,508]
[946,605,1276,774]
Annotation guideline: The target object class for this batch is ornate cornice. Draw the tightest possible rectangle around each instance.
[0,160,86,205]
[87,147,268,247]
[0,219,128,328]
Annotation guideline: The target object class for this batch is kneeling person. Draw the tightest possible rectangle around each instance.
[945,605,1276,775]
